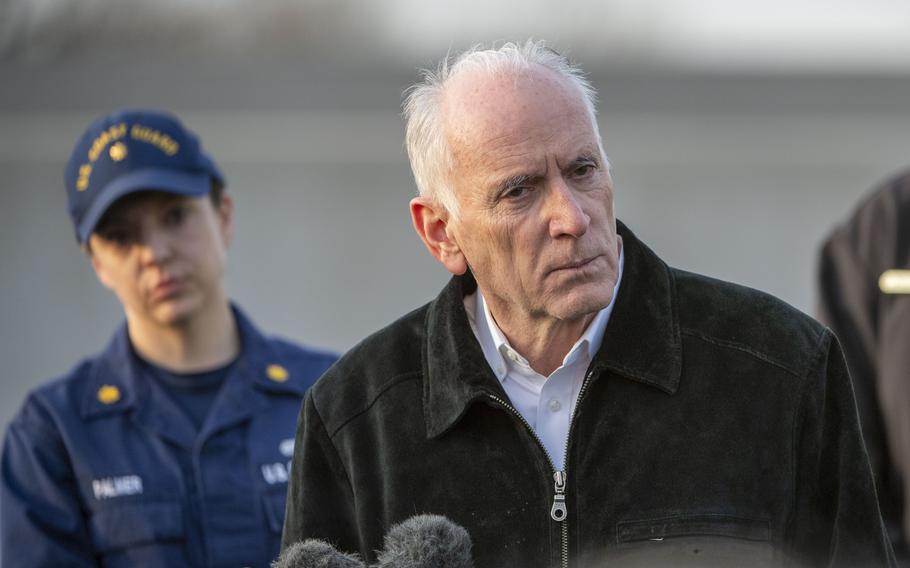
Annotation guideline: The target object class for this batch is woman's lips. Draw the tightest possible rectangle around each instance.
[151,277,184,300]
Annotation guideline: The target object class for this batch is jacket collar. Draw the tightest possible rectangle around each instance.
[591,222,682,392]
[80,305,306,446]
[423,221,682,439]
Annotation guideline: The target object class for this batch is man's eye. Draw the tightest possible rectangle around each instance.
[503,186,530,200]
[574,164,595,177]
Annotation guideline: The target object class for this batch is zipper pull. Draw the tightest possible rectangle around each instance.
[550,470,567,521]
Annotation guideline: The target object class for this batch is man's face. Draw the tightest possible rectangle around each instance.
[88,191,233,328]
[439,66,620,325]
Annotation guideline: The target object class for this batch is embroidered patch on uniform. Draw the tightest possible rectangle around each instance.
[92,475,143,500]
[266,364,289,382]
[262,462,290,485]
[97,385,121,404]
[279,438,295,457]
[879,269,910,294]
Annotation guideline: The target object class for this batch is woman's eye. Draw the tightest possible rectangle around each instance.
[163,206,187,227]
[98,229,130,246]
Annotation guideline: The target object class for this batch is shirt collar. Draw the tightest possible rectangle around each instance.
[467,242,625,381]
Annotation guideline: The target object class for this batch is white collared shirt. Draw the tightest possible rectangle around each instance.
[464,245,624,471]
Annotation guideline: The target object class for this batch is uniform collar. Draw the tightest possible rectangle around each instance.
[423,221,682,439]
[80,304,307,423]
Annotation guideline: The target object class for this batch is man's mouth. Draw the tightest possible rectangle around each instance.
[552,255,600,273]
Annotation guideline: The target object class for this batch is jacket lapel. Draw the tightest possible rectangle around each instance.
[423,274,510,439]
[593,221,682,394]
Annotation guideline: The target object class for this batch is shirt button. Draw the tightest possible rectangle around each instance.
[507,351,519,362]
[548,399,562,412]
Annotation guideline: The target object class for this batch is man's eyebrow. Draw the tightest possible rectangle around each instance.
[570,151,601,166]
[496,174,533,194]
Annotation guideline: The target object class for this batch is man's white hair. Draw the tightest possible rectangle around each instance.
[402,40,604,219]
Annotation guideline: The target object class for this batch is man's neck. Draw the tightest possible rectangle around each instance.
[126,299,240,373]
[479,239,624,377]
[486,305,595,377]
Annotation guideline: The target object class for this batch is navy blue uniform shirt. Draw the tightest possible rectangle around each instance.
[1,306,337,567]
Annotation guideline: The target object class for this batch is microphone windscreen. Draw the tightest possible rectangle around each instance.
[376,514,473,568]
[272,539,365,568]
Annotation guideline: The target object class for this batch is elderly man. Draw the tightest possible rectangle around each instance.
[282,42,894,567]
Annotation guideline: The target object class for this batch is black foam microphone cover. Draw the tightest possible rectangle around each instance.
[272,539,365,568]
[375,514,473,568]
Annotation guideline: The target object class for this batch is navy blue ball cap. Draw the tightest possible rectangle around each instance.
[64,109,225,243]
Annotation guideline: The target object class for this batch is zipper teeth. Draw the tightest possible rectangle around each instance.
[486,394,565,567]
[486,393,557,473]
[487,367,596,474]
[559,368,596,568]
[488,367,597,568]
[561,369,596,469]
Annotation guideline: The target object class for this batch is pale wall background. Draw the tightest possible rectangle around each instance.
[2,1,910,489]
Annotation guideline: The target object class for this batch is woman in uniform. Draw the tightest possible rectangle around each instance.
[1,109,337,567]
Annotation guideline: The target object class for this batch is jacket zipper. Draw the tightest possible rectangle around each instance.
[553,470,569,568]
[486,367,596,568]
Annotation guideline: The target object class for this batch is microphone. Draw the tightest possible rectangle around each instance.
[376,514,473,568]
[275,514,473,568]
[272,539,364,568]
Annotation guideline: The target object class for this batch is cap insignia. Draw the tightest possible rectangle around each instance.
[109,142,128,162]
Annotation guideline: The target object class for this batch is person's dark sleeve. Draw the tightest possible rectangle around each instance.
[281,390,360,556]
[786,329,896,567]
[818,211,906,555]
[818,219,887,490]
[1,398,97,567]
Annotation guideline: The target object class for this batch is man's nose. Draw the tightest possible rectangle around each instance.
[137,228,173,265]
[547,178,590,238]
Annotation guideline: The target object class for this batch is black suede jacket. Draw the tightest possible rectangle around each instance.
[283,223,895,567]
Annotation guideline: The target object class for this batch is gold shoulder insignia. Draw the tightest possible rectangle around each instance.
[97,385,122,404]
[266,364,289,382]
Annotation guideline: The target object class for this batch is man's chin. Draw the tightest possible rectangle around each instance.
[551,289,614,322]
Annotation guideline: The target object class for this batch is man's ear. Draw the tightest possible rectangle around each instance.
[410,196,467,275]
